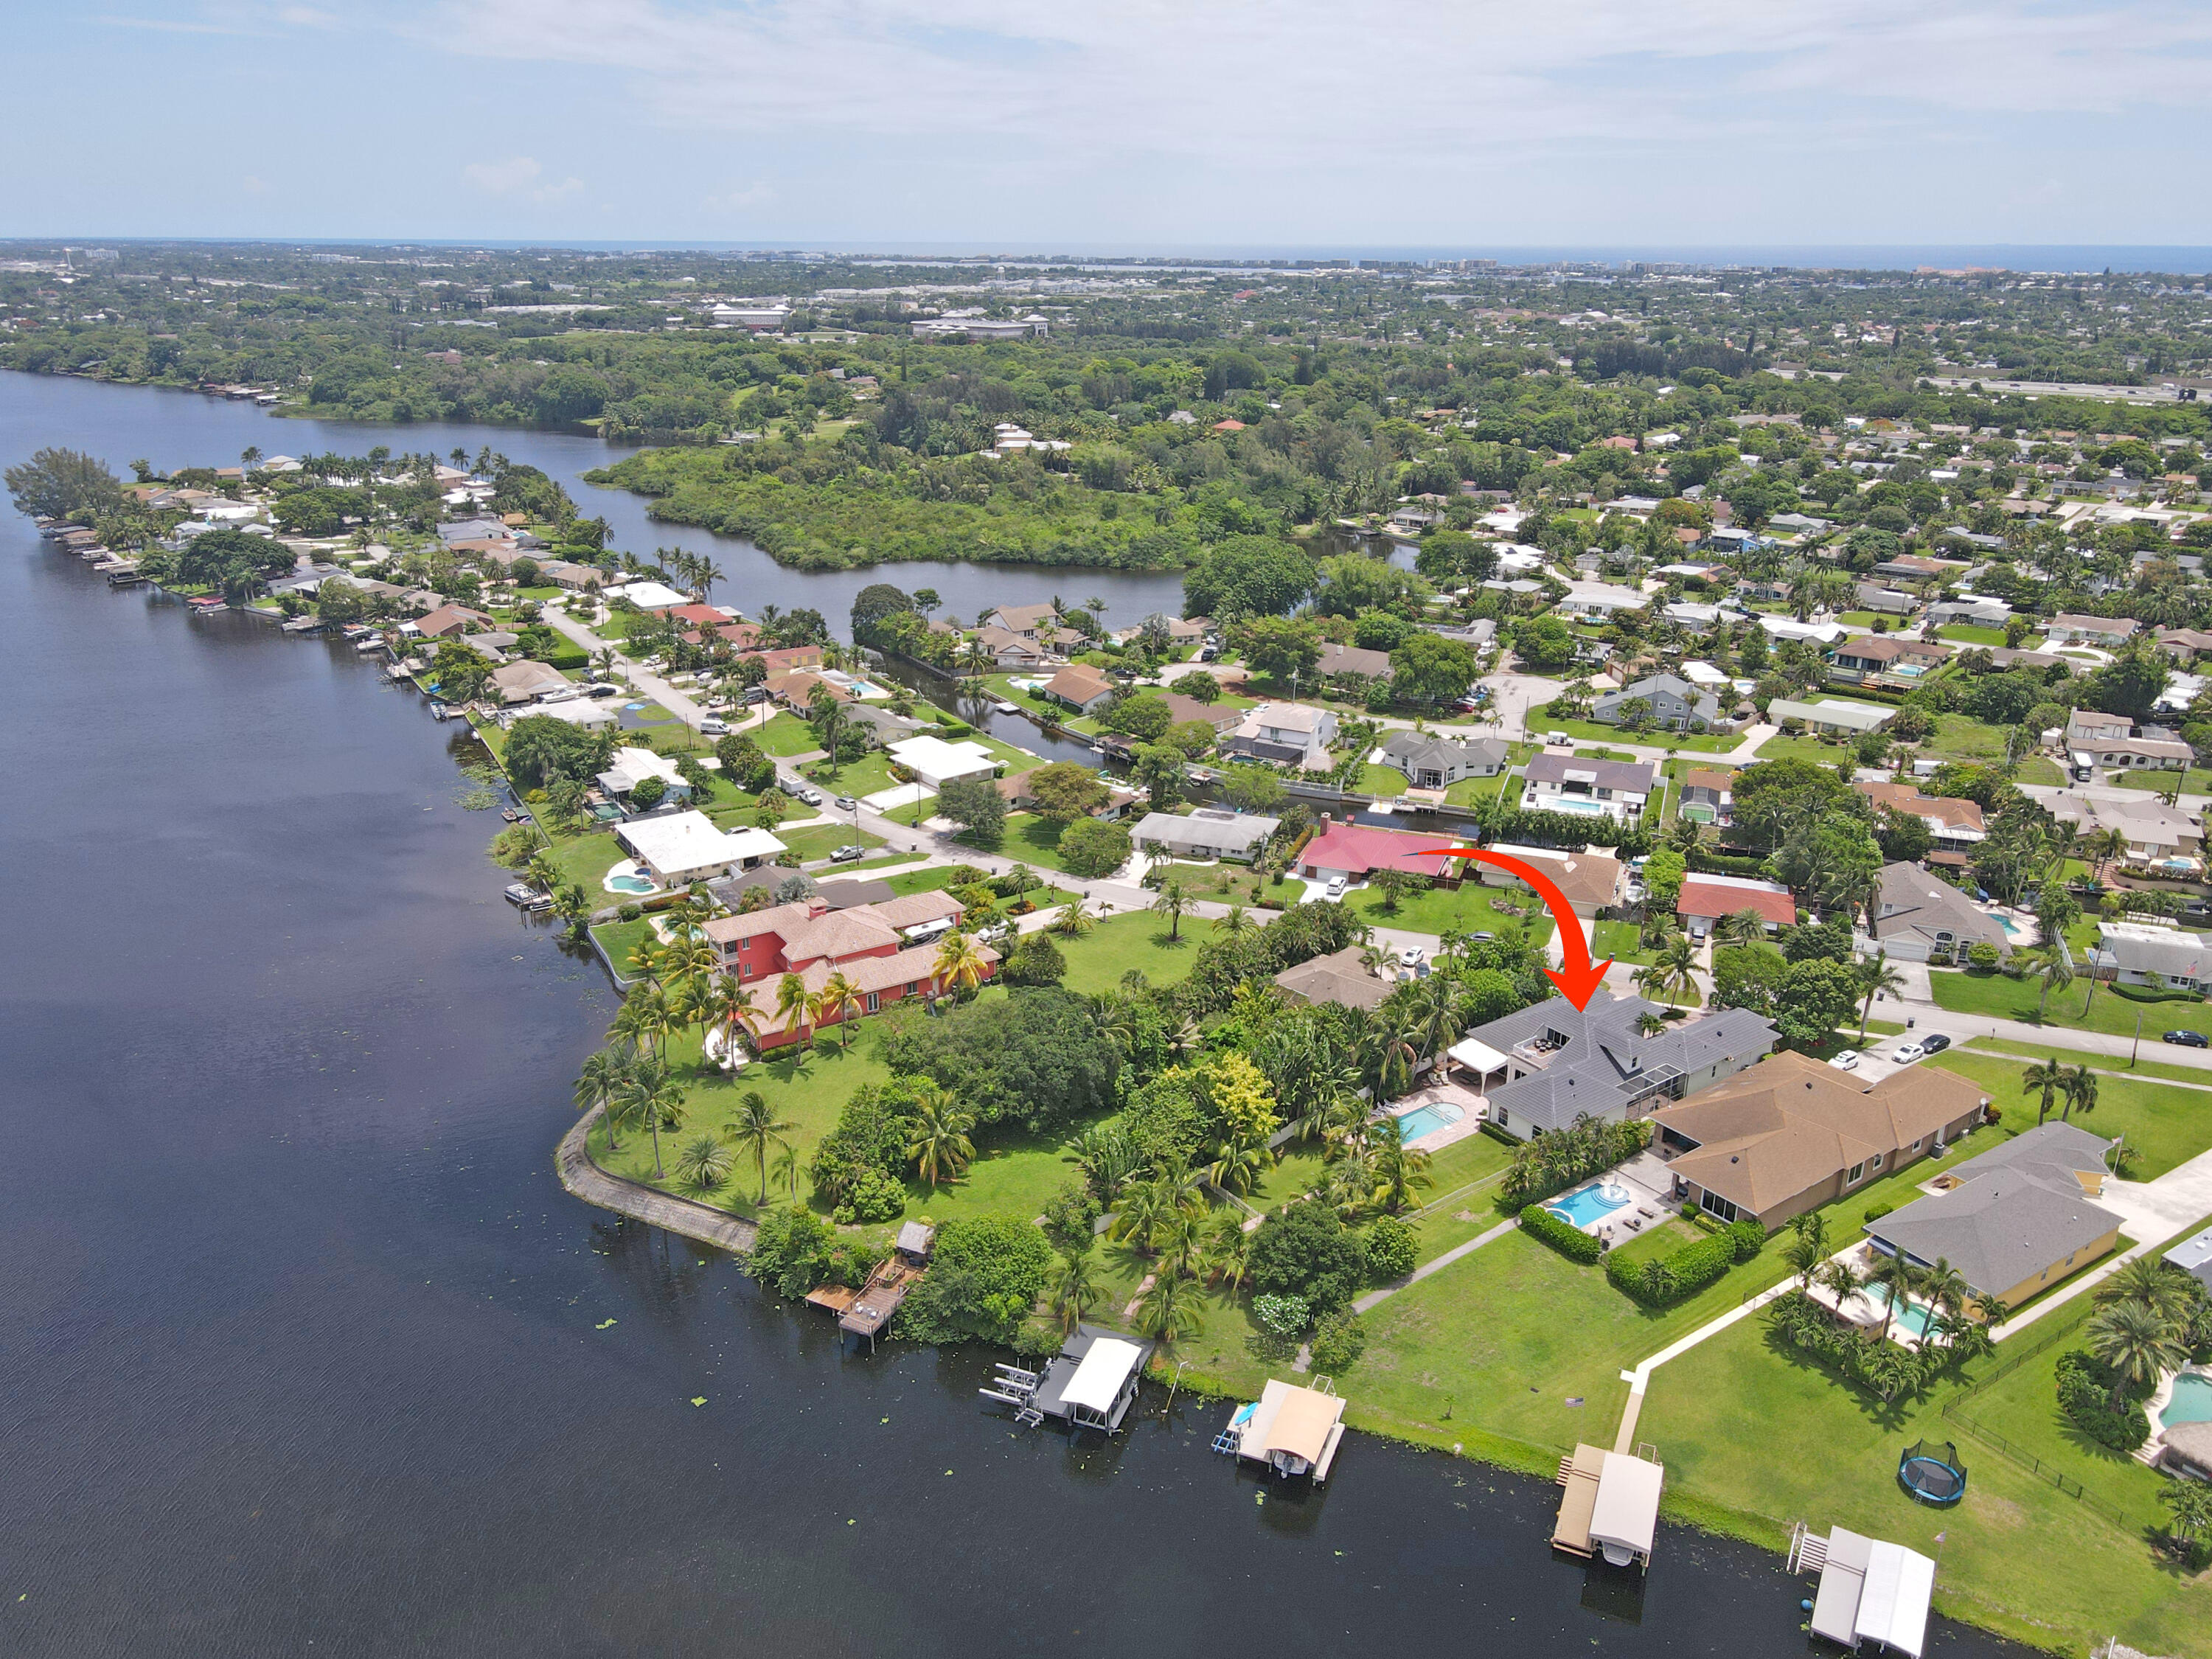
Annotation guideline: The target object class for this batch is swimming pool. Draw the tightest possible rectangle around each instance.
[1996,914,2027,938]
[1548,1180,1631,1228]
[2163,1371,2212,1429]
[1549,797,1610,816]
[605,873,657,895]
[1863,1282,1935,1338]
[1393,1100,1465,1141]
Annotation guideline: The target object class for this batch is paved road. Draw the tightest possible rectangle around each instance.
[540,602,714,726]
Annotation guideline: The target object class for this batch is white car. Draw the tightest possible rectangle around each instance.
[1889,1041,1927,1065]
[1324,875,1349,899]
[1827,1049,1861,1071]
[1399,945,1426,968]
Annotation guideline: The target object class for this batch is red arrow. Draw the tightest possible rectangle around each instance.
[1405,844,1613,1010]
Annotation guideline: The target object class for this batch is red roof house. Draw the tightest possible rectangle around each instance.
[1677,874,1797,936]
[1298,822,1457,883]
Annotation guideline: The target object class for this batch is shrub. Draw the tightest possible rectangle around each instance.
[1040,1180,1102,1258]
[1520,1203,1603,1265]
[880,987,1120,1133]
[999,930,1068,987]
[1605,1228,1745,1307]
[1310,1310,1368,1374]
[1249,1204,1368,1316]
[894,1216,1052,1346]
[1058,817,1133,879]
[1862,1199,1895,1223]
[832,1166,907,1225]
[1364,1214,1418,1281]
[1966,941,2000,970]
[2055,1350,2154,1451]
[747,1206,845,1299]
[1725,1218,1767,1259]
[616,902,643,922]
[1253,1293,1312,1336]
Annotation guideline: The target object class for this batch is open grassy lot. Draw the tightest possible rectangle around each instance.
[1937,622,2011,646]
[1334,877,1557,946]
[1642,1276,2212,1658]
[1052,910,1216,995]
[751,714,821,757]
[1928,1048,2212,1179]
[1358,762,1409,798]
[1927,966,2212,1043]
[776,822,886,863]
[1537,715,1742,752]
[951,811,1108,874]
[2111,765,2212,796]
[799,751,902,796]
[545,830,629,894]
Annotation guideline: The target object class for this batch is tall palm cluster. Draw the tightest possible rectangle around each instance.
[649,545,726,602]
[1768,1211,2001,1402]
[2084,1256,2212,1416]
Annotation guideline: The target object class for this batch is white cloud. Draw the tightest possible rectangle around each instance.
[462,156,544,194]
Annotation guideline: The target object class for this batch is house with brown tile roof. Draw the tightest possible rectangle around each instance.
[1648,1051,1989,1229]
[1854,780,1986,849]
[1043,664,1117,714]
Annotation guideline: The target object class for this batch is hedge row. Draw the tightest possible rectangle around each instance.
[1519,1203,1602,1264]
[1605,1218,1765,1307]
[2055,1350,2152,1451]
[1688,845,1768,877]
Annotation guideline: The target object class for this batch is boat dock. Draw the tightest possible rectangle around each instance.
[798,1222,933,1351]
[1553,1441,1663,1571]
[979,1324,1154,1432]
[1790,1523,1934,1658]
[1211,1377,1348,1481]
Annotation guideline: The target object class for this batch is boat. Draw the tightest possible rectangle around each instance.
[353,636,385,653]
[992,700,1020,714]
[428,702,452,721]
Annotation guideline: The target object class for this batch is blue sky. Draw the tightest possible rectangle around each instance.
[4,1,2209,246]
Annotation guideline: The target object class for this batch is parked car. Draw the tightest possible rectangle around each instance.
[1324,875,1349,899]
[1828,1049,1861,1071]
[834,796,858,812]
[1399,945,1426,969]
[584,682,621,698]
[794,787,824,806]
[698,717,728,735]
[829,844,865,863]
[2163,1030,2211,1048]
[1919,1033,1952,1054]
[1889,1040,1927,1065]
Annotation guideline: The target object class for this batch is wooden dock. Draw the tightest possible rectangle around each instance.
[838,1258,919,1348]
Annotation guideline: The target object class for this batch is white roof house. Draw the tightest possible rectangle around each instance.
[605,580,692,611]
[1560,580,1649,619]
[887,734,999,790]
[1759,615,1851,646]
[597,746,689,799]
[616,811,784,884]
[524,696,616,728]
[1768,697,1895,734]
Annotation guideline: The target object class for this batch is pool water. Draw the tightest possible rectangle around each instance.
[1550,797,1609,816]
[1548,1181,1631,1228]
[1996,915,2026,938]
[1393,1100,1464,1141]
[606,874,656,895]
[1864,1282,1935,1338]
[2163,1372,2212,1429]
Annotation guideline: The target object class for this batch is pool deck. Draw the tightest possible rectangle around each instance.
[1385,1081,1489,1154]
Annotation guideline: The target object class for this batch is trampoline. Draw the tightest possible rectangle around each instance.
[1896,1440,1966,1506]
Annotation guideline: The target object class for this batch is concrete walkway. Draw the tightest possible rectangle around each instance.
[1352,1216,1520,1314]
[557,1105,759,1255]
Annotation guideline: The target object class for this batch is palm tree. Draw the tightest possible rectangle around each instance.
[1132,1266,1205,1347]
[1051,1249,1098,1335]
[1213,902,1252,938]
[2022,1058,2068,1126]
[932,930,990,995]
[818,970,864,1055]
[1634,1011,1669,1038]
[705,975,763,1065]
[2161,1477,2212,1555]
[2085,1298,2188,1411]
[905,1083,976,1192]
[2027,946,2075,1019]
[1920,1257,1969,1324]
[1784,1211,1830,1290]
[1048,897,1096,938]
[1635,936,1700,1007]
[672,1133,736,1194]
[573,1049,630,1149]
[1150,876,1194,942]
[1870,1250,1921,1344]
[1855,950,1907,1041]
[1368,1113,1435,1213]
[1816,1254,1864,1313]
[773,971,813,1051]
[620,1060,685,1180]
[723,1090,795,1203]
[2096,1256,2194,1322]
[2059,1063,2098,1124]
[1205,1212,1256,1293]
[1714,908,1770,949]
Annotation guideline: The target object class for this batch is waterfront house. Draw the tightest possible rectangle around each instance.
[970,625,1049,668]
[886,735,999,790]
[1377,729,1509,789]
[1042,664,1117,716]
[1864,1123,2122,1311]
[488,659,573,704]
[2039,790,2199,862]
[1519,751,1654,824]
[1314,641,1394,681]
[407,604,495,641]
[1443,990,1777,1141]
[1649,1051,1987,1229]
[616,810,785,886]
[701,889,995,1047]
[1224,703,1338,769]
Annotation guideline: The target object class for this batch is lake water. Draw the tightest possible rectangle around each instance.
[0,370,2017,1657]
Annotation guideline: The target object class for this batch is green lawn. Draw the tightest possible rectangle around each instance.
[775,822,885,863]
[1927,967,2212,1043]
[800,751,901,796]
[2110,767,2210,797]
[955,812,1102,874]
[588,915,661,981]
[1643,1284,2212,1658]
[1962,1035,2212,1086]
[1747,733,1862,769]
[546,830,628,895]
[1335,877,1557,946]
[752,714,821,757]
[1444,769,1520,807]
[1923,712,2008,762]
[1937,622,2011,646]
[1928,1049,2212,1179]
[1538,715,1742,752]
[1052,910,1212,995]
[1359,762,1408,798]
[1591,918,1655,966]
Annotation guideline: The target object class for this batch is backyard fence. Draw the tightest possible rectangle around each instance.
[1939,1319,2131,1528]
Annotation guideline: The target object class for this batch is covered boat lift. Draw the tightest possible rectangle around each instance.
[1792,1525,1935,1658]
[1553,1442,1663,1571]
[978,1325,1154,1433]
[1213,1379,1348,1481]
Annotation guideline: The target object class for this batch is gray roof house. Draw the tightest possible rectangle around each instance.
[1869,863,2011,964]
[1130,809,1278,862]
[1865,1122,2123,1309]
[2086,921,2212,990]
[1444,990,1778,1141]
[2165,1220,2212,1293]
[1377,729,1509,789]
[1520,751,1655,824]
[1591,673,1722,733]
